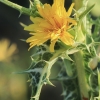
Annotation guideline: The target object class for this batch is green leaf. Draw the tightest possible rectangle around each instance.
[79,4,95,19]
[75,23,85,42]
[63,59,74,77]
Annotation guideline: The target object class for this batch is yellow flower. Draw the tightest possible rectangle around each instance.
[0,39,18,62]
[25,0,77,52]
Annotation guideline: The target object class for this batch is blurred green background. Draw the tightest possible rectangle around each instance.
[0,0,100,100]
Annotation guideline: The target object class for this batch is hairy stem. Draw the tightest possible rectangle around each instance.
[0,0,35,16]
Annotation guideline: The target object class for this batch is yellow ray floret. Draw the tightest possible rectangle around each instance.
[25,0,77,52]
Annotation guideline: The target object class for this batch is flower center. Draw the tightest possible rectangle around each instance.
[57,25,65,36]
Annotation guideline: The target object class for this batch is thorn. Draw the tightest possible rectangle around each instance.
[47,80,55,87]
[18,11,22,18]
[20,39,26,42]
[20,22,27,27]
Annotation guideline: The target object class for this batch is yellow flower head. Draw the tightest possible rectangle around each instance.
[0,39,18,62]
[25,0,77,52]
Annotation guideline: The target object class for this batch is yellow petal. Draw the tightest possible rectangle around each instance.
[37,4,52,19]
[60,32,74,45]
[37,38,49,46]
[51,32,59,41]
[66,3,75,16]
[24,24,35,31]
[52,0,66,17]
[67,18,77,25]
[25,24,45,32]
[30,17,44,23]
[50,39,57,52]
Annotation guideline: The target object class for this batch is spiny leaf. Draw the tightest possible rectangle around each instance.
[66,48,79,55]
[28,58,58,100]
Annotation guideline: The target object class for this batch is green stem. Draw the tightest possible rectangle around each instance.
[73,0,89,99]
[74,51,89,100]
[0,0,35,17]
